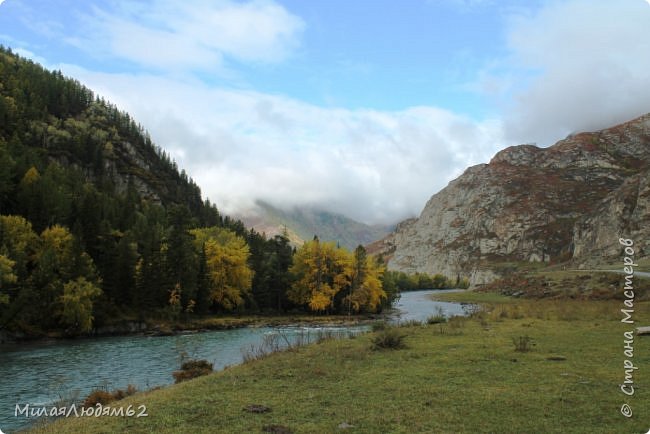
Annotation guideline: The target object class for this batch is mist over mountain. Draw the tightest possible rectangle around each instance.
[238,201,394,250]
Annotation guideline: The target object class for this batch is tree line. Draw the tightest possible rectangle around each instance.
[0,46,462,336]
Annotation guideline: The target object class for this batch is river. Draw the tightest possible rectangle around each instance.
[0,289,468,432]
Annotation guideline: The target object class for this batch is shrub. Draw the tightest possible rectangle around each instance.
[83,390,113,407]
[426,306,447,324]
[371,327,407,350]
[513,335,533,352]
[111,384,138,400]
[427,314,446,324]
[172,359,213,383]
[83,384,138,407]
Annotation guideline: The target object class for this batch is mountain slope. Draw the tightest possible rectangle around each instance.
[238,201,394,249]
[0,46,295,334]
[375,113,650,284]
[0,46,216,222]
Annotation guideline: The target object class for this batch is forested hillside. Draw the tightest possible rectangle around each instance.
[0,47,403,337]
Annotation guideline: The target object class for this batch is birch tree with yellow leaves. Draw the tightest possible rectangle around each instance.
[288,237,349,313]
[289,239,386,314]
[191,227,253,311]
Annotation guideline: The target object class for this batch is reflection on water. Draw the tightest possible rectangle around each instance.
[0,289,467,432]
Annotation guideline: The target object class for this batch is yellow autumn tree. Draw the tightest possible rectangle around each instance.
[347,246,386,313]
[40,224,74,258]
[288,237,352,313]
[21,166,40,185]
[1,215,38,313]
[191,227,252,311]
[0,254,17,305]
[59,277,102,333]
[0,215,39,279]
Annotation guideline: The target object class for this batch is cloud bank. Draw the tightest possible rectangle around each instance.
[44,0,650,225]
[63,66,502,223]
[501,0,650,145]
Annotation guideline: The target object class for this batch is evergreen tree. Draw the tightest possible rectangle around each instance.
[166,204,198,310]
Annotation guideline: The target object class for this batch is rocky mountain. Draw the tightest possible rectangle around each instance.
[238,201,393,250]
[372,113,650,284]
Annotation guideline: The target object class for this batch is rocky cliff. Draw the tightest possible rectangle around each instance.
[374,113,650,284]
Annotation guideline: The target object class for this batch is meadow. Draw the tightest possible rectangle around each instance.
[26,292,650,433]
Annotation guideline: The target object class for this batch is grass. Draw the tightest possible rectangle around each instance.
[27,298,650,434]
[472,267,650,301]
[590,257,650,272]
[431,290,516,305]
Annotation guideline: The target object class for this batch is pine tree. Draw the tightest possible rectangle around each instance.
[166,205,198,310]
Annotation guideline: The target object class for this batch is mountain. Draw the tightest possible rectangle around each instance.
[238,201,394,250]
[0,47,220,224]
[0,46,309,336]
[371,113,650,284]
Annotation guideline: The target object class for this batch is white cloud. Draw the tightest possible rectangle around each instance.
[47,0,509,225]
[76,0,305,71]
[44,0,650,226]
[500,0,650,145]
[59,64,503,224]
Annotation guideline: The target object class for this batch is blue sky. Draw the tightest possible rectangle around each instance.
[1,0,650,223]
[0,0,525,114]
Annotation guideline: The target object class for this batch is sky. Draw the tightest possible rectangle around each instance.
[1,0,650,224]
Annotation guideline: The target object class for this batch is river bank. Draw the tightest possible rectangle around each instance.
[1,289,469,345]
[1,290,465,432]
[0,312,382,345]
[25,295,650,434]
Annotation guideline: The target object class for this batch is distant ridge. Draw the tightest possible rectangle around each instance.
[238,201,394,250]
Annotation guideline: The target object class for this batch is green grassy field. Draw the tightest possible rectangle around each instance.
[27,296,650,433]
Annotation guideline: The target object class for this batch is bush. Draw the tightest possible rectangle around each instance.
[513,336,533,352]
[371,327,407,350]
[172,359,213,383]
[111,384,138,400]
[83,384,138,407]
[427,306,447,324]
[427,314,446,324]
[83,390,113,407]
